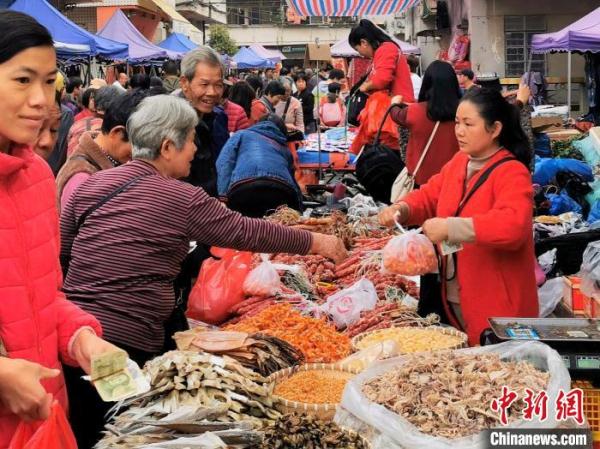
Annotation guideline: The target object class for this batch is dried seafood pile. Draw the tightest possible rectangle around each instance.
[355,327,465,353]
[225,289,305,325]
[176,330,304,377]
[108,351,280,432]
[271,254,337,284]
[97,405,260,448]
[268,207,354,248]
[363,352,550,439]
[250,414,368,449]
[345,303,440,338]
[273,369,355,404]
[225,304,351,363]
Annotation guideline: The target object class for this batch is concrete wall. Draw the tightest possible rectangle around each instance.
[227,24,353,47]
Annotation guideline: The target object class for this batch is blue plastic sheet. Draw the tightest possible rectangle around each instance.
[547,191,583,215]
[533,157,594,186]
[589,200,600,224]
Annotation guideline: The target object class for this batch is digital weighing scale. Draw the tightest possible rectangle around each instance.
[488,318,600,383]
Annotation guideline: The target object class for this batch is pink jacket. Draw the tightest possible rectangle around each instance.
[0,145,102,448]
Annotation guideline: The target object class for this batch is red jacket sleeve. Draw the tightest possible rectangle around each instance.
[402,170,445,226]
[369,43,399,91]
[471,162,534,251]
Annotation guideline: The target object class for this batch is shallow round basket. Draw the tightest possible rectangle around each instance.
[351,325,468,353]
[268,363,360,421]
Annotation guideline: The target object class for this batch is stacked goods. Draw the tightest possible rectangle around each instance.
[354,327,466,353]
[97,406,261,448]
[111,351,280,429]
[225,288,304,325]
[363,352,550,438]
[225,304,351,363]
[176,330,304,377]
[345,303,440,338]
[273,369,355,405]
[251,414,368,449]
[271,254,337,284]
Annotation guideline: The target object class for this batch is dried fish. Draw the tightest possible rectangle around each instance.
[362,352,549,439]
[251,414,368,449]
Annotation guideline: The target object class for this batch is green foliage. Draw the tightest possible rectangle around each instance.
[208,24,238,56]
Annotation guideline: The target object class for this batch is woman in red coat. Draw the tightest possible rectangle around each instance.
[379,89,538,345]
[349,19,414,102]
[389,61,461,188]
[0,11,119,447]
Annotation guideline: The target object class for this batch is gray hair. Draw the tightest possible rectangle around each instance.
[127,95,199,160]
[280,77,293,90]
[181,45,225,81]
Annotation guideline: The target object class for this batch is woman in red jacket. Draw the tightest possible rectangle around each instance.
[348,19,414,102]
[0,11,119,448]
[389,61,462,189]
[379,88,538,345]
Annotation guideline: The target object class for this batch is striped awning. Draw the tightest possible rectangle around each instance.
[286,0,421,17]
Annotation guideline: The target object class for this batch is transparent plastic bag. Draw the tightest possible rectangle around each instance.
[320,278,378,329]
[338,341,571,449]
[9,402,77,449]
[242,254,281,297]
[537,277,563,317]
[337,340,401,371]
[382,229,438,276]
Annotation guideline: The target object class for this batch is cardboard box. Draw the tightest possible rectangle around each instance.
[531,116,563,131]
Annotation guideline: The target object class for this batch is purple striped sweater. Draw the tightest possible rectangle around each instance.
[60,160,311,352]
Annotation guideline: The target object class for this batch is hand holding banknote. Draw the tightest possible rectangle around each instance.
[71,329,122,375]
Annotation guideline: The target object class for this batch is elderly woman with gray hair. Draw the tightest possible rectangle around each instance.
[60,94,347,448]
[274,77,305,133]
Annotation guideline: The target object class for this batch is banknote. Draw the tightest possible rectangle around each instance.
[92,358,150,402]
[91,349,127,381]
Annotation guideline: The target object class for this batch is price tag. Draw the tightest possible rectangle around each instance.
[441,240,464,256]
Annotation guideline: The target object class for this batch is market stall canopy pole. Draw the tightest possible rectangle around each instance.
[287,0,421,16]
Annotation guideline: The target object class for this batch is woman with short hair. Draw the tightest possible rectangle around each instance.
[250,80,285,124]
[60,95,348,447]
[274,78,304,133]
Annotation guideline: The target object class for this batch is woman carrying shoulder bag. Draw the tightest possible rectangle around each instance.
[389,60,462,201]
[379,88,538,346]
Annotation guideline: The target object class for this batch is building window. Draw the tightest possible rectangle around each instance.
[504,15,546,77]
[227,8,245,25]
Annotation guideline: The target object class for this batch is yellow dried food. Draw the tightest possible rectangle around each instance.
[356,327,465,353]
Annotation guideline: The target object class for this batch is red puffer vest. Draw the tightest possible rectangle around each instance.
[0,145,101,448]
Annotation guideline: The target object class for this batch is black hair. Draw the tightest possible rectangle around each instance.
[294,72,308,83]
[264,80,285,97]
[149,85,168,95]
[329,69,345,81]
[101,89,149,139]
[54,90,62,108]
[460,69,475,80]
[258,113,287,136]
[461,88,531,167]
[130,73,151,90]
[0,11,54,64]
[245,74,263,97]
[348,19,395,51]
[150,76,163,88]
[280,67,290,76]
[328,82,341,94]
[66,76,83,94]
[418,60,461,122]
[407,55,419,73]
[230,81,257,118]
[162,59,179,76]
[81,88,95,109]
[94,85,123,113]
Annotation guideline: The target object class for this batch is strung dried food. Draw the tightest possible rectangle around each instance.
[363,352,550,439]
[251,414,368,449]
[346,303,439,338]
[274,370,355,404]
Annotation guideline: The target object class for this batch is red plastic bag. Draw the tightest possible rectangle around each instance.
[187,248,253,324]
[350,91,399,154]
[9,402,77,449]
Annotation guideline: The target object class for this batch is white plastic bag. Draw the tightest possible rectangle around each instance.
[242,255,299,297]
[337,340,401,371]
[538,249,557,274]
[320,278,378,329]
[537,277,564,317]
[338,341,571,449]
[580,241,600,298]
[382,229,438,276]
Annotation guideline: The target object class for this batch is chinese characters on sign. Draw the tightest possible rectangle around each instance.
[491,388,584,426]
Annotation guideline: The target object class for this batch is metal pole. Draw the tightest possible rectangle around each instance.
[567,51,572,118]
[315,53,322,183]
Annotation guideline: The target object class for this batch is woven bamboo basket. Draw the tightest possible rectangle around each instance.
[351,325,468,353]
[268,363,360,421]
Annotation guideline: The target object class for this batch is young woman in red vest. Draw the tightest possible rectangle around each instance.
[379,88,538,345]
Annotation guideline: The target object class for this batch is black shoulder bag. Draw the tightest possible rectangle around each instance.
[346,71,371,127]
[355,104,405,204]
[417,157,517,322]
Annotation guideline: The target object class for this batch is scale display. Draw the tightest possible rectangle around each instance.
[576,356,600,369]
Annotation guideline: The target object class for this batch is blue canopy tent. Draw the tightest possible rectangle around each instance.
[159,33,197,53]
[98,9,182,62]
[10,0,128,59]
[233,47,275,69]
